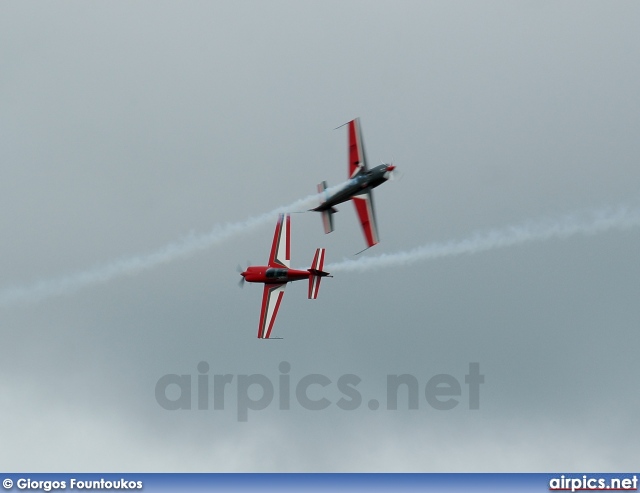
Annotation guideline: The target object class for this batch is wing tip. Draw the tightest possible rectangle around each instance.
[334,117,359,130]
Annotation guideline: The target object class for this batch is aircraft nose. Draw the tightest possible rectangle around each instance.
[386,164,396,172]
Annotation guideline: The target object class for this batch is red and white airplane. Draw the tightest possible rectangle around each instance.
[239,213,332,339]
[312,118,397,251]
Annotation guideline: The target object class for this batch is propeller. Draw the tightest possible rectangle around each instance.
[383,159,401,181]
[237,262,251,288]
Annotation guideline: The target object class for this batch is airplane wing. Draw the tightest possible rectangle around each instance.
[352,191,379,248]
[258,283,286,339]
[268,213,290,268]
[348,118,369,178]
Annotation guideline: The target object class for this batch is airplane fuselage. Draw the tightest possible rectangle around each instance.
[241,266,311,284]
[313,164,391,211]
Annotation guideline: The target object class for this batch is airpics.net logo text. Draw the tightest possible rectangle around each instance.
[155,362,484,421]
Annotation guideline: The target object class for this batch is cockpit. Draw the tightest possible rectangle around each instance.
[265,268,288,279]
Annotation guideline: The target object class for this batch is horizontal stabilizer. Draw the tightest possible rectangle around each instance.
[318,180,328,195]
[313,181,336,234]
[320,209,334,234]
[308,248,329,299]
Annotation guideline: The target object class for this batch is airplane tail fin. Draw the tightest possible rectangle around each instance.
[315,181,335,234]
[308,248,331,299]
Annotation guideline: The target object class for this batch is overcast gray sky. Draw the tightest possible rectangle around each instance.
[1,1,640,471]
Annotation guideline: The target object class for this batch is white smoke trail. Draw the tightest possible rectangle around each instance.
[4,195,638,306]
[0,185,347,307]
[327,204,640,273]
